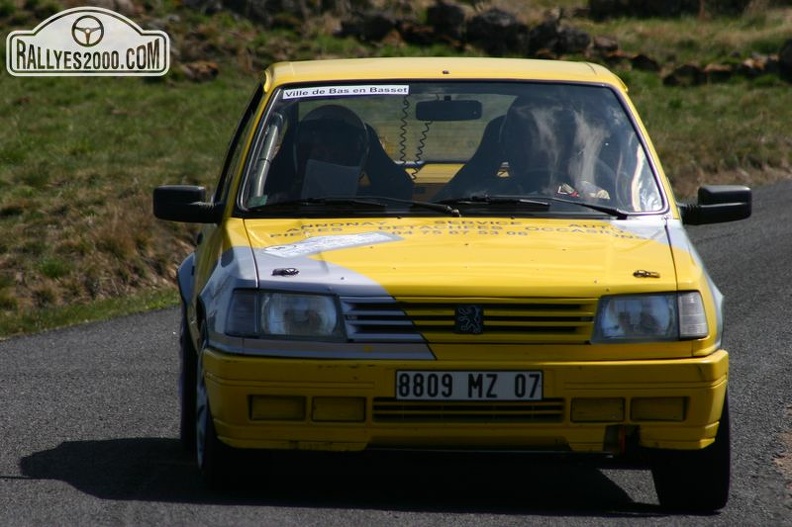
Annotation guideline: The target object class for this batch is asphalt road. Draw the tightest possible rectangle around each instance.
[1,181,791,526]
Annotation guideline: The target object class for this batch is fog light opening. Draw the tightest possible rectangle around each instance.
[571,398,625,423]
[312,397,366,422]
[630,397,686,422]
[250,395,306,421]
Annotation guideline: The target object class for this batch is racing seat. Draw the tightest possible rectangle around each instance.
[358,124,414,200]
[263,123,413,202]
[430,115,506,202]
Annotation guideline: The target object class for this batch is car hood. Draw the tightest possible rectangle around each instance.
[244,217,678,297]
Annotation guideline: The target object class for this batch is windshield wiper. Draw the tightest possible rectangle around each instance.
[248,196,461,216]
[546,197,630,219]
[359,195,461,216]
[437,194,630,219]
[437,194,551,210]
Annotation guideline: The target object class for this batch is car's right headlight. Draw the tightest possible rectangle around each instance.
[592,292,709,343]
[226,290,345,340]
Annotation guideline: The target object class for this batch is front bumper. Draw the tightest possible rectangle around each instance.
[202,348,728,454]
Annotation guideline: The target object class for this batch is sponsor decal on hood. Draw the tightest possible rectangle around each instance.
[245,217,679,296]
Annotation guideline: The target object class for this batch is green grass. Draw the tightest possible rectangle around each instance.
[0,287,179,339]
[0,61,257,336]
[0,2,791,338]
[623,70,791,192]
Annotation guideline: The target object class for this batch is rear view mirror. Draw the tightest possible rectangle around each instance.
[416,99,482,121]
[679,185,752,225]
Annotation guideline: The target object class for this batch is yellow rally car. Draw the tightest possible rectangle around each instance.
[153,57,751,510]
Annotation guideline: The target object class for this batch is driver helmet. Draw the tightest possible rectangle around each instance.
[500,94,576,193]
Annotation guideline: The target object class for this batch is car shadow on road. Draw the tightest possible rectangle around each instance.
[19,436,683,518]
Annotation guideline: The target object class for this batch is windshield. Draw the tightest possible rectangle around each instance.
[239,81,665,217]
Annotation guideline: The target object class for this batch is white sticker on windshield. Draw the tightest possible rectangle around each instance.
[263,231,401,258]
[282,85,410,100]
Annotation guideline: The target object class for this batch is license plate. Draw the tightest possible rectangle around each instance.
[395,371,543,401]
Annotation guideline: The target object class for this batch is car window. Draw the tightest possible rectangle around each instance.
[239,81,665,216]
[213,85,263,205]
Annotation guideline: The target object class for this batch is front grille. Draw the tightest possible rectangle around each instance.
[372,398,565,423]
[341,297,424,342]
[341,296,596,343]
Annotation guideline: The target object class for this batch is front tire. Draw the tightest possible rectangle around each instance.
[650,396,731,511]
[195,327,237,489]
[178,309,197,453]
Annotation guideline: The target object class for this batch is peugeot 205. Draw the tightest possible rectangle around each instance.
[153,57,751,511]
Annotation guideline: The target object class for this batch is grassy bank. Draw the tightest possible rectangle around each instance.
[0,65,257,336]
[0,1,791,337]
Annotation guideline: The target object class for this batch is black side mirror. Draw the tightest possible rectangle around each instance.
[679,185,752,225]
[153,185,223,224]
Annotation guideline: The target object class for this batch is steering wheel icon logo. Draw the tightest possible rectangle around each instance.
[71,15,104,47]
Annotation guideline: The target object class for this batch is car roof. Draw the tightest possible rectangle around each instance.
[261,57,628,93]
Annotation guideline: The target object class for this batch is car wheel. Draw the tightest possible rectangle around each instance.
[178,309,197,453]
[650,395,731,511]
[195,325,237,489]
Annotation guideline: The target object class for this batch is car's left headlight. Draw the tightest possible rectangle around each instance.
[226,290,345,340]
[592,292,708,343]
